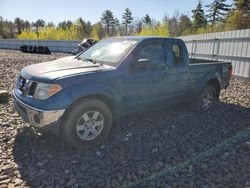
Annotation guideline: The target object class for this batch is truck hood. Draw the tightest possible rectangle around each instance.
[21,56,115,81]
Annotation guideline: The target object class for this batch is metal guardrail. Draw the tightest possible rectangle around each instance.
[0,39,81,52]
[181,29,250,78]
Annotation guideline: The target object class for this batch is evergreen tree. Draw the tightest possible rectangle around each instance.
[32,19,46,29]
[47,22,55,27]
[122,8,133,35]
[192,1,207,29]
[111,18,120,36]
[206,0,231,25]
[143,14,152,26]
[58,20,73,30]
[101,10,116,36]
[23,20,31,30]
[14,17,23,34]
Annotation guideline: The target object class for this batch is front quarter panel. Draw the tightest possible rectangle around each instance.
[55,70,123,109]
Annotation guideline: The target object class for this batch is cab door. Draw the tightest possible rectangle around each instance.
[163,40,189,100]
[122,40,190,113]
[123,41,169,112]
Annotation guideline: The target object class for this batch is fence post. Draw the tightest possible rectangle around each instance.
[216,38,220,61]
[246,37,250,78]
[192,40,196,59]
[211,38,220,61]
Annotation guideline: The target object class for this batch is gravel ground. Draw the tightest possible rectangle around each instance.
[0,49,250,188]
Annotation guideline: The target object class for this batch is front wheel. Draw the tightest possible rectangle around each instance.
[192,85,217,112]
[62,99,112,149]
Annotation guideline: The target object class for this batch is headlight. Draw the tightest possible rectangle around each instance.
[34,83,62,100]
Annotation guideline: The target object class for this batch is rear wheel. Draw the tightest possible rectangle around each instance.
[192,85,217,112]
[62,99,112,149]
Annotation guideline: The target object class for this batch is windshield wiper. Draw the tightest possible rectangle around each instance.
[81,58,104,66]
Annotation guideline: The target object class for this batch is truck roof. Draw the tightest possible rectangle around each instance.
[110,36,182,42]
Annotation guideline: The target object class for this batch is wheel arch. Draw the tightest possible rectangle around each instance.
[206,78,221,99]
[61,93,119,131]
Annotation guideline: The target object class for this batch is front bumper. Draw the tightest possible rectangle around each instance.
[13,91,65,129]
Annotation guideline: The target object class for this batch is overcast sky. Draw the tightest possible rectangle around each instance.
[0,0,233,24]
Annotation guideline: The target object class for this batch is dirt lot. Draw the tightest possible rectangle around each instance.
[0,49,250,188]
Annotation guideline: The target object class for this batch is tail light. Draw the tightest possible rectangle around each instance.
[228,65,233,77]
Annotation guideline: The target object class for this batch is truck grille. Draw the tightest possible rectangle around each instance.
[17,75,37,97]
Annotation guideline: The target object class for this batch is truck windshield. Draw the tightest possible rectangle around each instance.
[78,38,138,66]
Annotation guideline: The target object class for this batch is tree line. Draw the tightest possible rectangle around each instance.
[0,0,249,40]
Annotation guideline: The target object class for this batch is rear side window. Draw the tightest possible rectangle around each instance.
[172,44,182,64]
[137,43,165,66]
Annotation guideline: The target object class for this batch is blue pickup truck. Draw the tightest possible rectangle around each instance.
[13,37,232,149]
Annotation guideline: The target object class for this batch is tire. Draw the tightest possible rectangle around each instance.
[62,99,112,149]
[192,85,217,112]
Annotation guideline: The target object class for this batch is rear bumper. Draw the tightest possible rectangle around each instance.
[13,91,65,131]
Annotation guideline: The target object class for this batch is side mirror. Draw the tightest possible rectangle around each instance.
[135,58,150,69]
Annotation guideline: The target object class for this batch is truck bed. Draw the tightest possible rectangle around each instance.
[189,58,231,66]
[190,58,220,64]
[189,58,232,90]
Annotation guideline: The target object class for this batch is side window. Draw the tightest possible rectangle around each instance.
[172,44,182,65]
[137,43,165,67]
